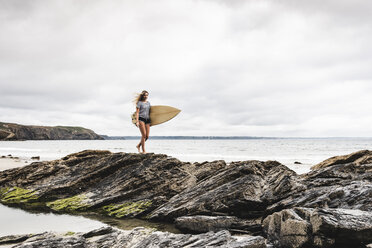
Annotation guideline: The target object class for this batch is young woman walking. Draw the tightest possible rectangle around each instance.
[134,90,151,153]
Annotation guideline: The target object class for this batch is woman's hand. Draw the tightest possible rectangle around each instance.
[136,121,139,127]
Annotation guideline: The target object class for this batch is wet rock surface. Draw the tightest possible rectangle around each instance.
[0,149,371,247]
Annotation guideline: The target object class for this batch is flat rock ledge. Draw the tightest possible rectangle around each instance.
[0,226,266,248]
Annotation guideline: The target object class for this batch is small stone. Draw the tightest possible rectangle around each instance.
[294,161,302,164]
[31,156,40,160]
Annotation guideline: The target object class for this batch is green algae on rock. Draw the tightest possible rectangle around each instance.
[64,231,76,236]
[46,194,90,212]
[0,187,39,204]
[0,187,8,197]
[102,200,152,218]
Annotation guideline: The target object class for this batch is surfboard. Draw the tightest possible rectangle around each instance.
[131,105,181,126]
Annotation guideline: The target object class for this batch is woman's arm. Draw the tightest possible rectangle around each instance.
[136,107,140,127]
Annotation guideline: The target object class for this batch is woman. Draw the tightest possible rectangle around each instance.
[134,90,151,153]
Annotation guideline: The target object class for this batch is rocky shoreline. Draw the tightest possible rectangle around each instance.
[0,150,371,247]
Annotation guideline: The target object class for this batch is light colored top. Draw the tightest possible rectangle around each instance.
[136,101,151,119]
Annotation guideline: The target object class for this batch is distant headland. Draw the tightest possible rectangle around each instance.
[0,122,103,140]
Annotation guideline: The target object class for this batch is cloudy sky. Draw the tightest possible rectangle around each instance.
[1,0,371,137]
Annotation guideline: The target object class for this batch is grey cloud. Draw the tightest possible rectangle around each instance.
[0,0,371,136]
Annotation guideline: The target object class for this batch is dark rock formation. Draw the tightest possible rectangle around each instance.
[0,226,266,248]
[263,207,372,248]
[149,160,300,221]
[267,151,372,214]
[311,150,372,170]
[0,122,103,140]
[0,149,371,247]
[0,151,299,231]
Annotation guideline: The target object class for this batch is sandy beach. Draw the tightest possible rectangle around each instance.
[0,157,31,171]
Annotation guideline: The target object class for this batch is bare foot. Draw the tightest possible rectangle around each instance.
[136,144,141,153]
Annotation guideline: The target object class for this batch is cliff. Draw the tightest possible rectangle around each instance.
[0,122,104,140]
[0,150,371,247]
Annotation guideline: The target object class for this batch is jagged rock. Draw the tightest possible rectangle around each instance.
[267,154,372,214]
[0,151,299,227]
[175,215,262,234]
[263,207,372,248]
[0,121,103,140]
[311,150,372,170]
[3,226,266,248]
[1,149,372,246]
[149,160,300,221]
[0,234,33,245]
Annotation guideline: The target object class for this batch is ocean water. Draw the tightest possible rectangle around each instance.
[0,138,371,237]
[1,138,372,174]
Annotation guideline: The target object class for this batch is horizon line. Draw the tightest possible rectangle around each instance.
[101,135,372,139]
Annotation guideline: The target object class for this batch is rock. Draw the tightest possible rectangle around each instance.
[1,149,372,246]
[294,161,302,164]
[31,156,40,160]
[0,121,103,140]
[3,227,267,248]
[175,215,262,234]
[0,129,14,140]
[0,234,33,245]
[263,207,372,248]
[0,151,298,224]
[82,226,115,238]
[311,150,372,170]
[267,157,372,213]
[263,208,311,248]
[149,160,299,221]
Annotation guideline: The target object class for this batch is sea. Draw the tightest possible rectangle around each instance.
[0,138,371,237]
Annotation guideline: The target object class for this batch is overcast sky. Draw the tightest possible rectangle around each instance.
[0,0,371,137]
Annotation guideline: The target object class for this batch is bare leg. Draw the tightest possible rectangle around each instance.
[138,121,147,153]
[142,124,150,153]
[145,124,150,142]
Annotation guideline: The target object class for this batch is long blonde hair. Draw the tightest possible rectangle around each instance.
[133,90,149,105]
